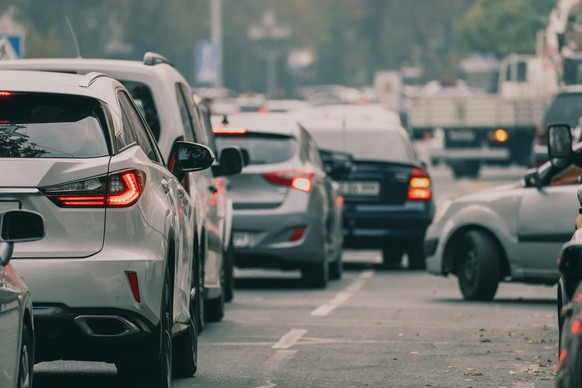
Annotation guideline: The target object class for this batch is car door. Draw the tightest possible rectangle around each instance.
[118,90,194,323]
[0,264,21,388]
[517,165,581,278]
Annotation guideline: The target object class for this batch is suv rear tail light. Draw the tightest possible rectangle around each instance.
[407,168,431,201]
[262,171,314,193]
[44,170,145,208]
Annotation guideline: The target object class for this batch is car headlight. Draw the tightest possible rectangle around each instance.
[432,199,453,224]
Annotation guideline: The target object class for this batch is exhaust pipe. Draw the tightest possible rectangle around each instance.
[74,315,141,337]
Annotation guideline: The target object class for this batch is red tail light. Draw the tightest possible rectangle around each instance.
[289,225,307,242]
[212,126,248,135]
[262,171,314,192]
[126,272,141,303]
[0,91,13,97]
[44,170,145,208]
[407,168,431,201]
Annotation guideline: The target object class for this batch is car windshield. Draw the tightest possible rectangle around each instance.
[309,128,412,163]
[215,133,296,165]
[0,92,109,158]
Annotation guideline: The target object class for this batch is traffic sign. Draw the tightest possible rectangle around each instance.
[0,34,23,59]
[195,40,219,85]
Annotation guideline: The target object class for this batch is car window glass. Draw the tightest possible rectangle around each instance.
[215,134,296,165]
[544,93,582,128]
[118,91,160,163]
[309,127,412,162]
[120,80,161,141]
[175,83,201,144]
[0,92,109,158]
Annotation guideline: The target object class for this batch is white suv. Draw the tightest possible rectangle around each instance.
[0,54,243,328]
[0,70,214,387]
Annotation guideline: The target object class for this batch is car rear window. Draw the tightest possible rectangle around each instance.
[215,133,296,165]
[544,92,582,128]
[309,128,412,162]
[0,92,109,158]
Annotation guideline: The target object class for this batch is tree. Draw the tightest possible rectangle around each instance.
[457,0,555,58]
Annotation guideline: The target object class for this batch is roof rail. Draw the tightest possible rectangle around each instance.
[143,52,173,67]
[79,72,108,88]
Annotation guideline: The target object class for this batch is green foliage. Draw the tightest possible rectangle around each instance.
[457,0,555,57]
[0,0,559,92]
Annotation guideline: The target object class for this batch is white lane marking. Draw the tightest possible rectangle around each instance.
[262,349,297,373]
[254,380,277,388]
[272,329,307,349]
[310,270,374,317]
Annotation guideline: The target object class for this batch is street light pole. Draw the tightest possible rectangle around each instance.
[210,0,223,88]
[247,11,291,99]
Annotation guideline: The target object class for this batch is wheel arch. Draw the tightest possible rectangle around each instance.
[443,225,510,279]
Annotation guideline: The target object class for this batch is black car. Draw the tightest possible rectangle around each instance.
[300,117,435,269]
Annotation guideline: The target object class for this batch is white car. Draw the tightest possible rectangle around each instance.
[0,55,243,328]
[425,145,582,300]
[0,210,45,388]
[0,70,214,387]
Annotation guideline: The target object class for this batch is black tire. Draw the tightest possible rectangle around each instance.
[450,161,481,179]
[381,244,404,268]
[172,308,198,377]
[117,266,173,388]
[17,323,33,388]
[407,239,426,270]
[302,261,329,288]
[204,289,225,323]
[457,230,500,301]
[223,236,235,303]
[195,249,205,333]
[329,250,343,280]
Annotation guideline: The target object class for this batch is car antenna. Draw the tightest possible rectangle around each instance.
[221,114,229,125]
[65,15,82,58]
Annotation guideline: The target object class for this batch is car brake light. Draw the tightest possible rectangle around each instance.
[212,126,248,135]
[44,170,145,208]
[126,272,141,303]
[407,168,431,200]
[262,171,314,192]
[0,91,13,97]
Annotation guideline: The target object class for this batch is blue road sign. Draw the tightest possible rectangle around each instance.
[0,34,23,59]
[195,40,219,85]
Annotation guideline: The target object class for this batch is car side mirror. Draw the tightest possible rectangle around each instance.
[0,210,45,266]
[523,168,542,188]
[320,149,354,177]
[171,141,215,181]
[214,147,243,177]
[548,124,573,169]
[559,241,582,281]
[239,148,250,167]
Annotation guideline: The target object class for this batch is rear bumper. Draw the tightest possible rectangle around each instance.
[342,201,433,249]
[32,304,158,363]
[232,203,324,269]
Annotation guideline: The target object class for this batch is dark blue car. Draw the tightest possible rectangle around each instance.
[301,117,435,269]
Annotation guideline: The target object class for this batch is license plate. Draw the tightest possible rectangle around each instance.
[0,201,20,212]
[233,232,250,248]
[448,130,476,142]
[338,181,380,196]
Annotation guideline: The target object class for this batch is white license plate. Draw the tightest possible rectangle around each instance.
[448,130,476,142]
[339,181,380,196]
[0,201,19,212]
[233,232,250,248]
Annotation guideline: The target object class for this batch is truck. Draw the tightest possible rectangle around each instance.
[407,54,554,178]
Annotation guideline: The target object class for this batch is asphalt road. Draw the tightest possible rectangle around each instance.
[31,161,560,388]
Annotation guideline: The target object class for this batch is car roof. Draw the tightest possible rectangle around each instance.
[212,112,299,136]
[0,69,118,102]
[0,54,187,85]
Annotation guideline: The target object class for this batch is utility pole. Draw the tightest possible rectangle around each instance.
[210,0,223,88]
